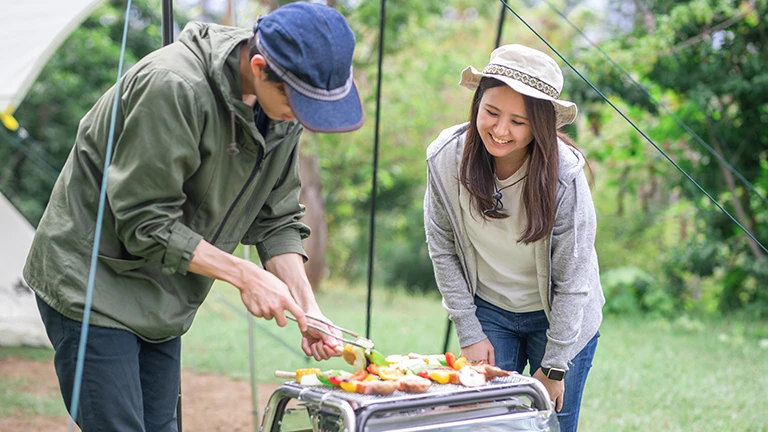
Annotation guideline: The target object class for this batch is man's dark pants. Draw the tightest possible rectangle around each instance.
[36,296,180,431]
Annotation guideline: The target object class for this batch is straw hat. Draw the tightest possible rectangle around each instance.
[459,44,577,128]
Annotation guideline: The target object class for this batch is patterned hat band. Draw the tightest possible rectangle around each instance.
[482,64,560,99]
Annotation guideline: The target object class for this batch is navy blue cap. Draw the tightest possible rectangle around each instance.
[254,3,363,133]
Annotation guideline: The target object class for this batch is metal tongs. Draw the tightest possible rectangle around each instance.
[286,313,374,350]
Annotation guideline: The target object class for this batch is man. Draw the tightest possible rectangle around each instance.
[23,3,362,430]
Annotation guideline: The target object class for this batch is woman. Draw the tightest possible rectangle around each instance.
[424,44,605,432]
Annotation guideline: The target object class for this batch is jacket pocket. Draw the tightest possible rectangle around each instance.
[98,255,148,274]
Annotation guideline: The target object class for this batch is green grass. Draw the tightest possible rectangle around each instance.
[0,346,64,417]
[0,376,65,418]
[184,281,768,431]
[0,346,53,362]
[580,317,768,432]
[3,282,768,430]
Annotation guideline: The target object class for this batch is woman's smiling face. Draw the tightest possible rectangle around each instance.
[475,85,534,173]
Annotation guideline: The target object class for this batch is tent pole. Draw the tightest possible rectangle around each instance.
[365,0,386,339]
[162,0,174,46]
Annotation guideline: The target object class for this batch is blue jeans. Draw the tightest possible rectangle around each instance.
[36,296,180,431]
[475,296,598,432]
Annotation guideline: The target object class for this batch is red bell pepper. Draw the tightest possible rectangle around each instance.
[347,369,369,382]
[445,352,457,368]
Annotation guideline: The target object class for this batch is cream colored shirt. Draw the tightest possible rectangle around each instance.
[459,158,542,313]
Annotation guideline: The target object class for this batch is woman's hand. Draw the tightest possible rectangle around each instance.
[459,338,495,365]
[533,368,564,412]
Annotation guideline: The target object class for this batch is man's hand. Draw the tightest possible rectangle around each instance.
[264,253,341,361]
[188,241,341,361]
[460,338,495,365]
[533,367,565,412]
[298,313,342,361]
[237,262,307,329]
[188,240,309,330]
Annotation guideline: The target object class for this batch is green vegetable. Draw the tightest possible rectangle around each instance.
[316,370,349,387]
[366,349,389,367]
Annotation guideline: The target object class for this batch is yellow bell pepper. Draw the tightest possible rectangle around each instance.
[378,367,406,381]
[295,368,322,382]
[452,357,467,370]
[339,381,358,393]
[428,370,452,385]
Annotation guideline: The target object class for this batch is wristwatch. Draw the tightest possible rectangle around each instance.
[541,367,566,381]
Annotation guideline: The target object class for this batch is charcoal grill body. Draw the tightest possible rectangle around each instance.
[260,373,560,432]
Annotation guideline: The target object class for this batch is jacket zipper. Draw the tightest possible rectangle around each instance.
[210,124,300,245]
[211,156,264,244]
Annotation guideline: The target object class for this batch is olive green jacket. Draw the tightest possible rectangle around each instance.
[24,22,309,341]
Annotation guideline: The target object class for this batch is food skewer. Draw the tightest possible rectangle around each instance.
[285,314,372,349]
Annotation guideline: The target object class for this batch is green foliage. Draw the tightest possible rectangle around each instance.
[572,0,768,316]
[600,266,675,316]
[2,0,181,225]
[5,0,767,314]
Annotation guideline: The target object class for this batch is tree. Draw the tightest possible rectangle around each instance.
[2,0,174,225]
[576,0,768,314]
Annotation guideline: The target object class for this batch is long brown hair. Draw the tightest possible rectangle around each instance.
[459,77,581,244]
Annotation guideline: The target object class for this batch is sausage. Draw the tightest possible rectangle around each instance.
[398,376,432,393]
[356,379,400,396]
[470,364,511,380]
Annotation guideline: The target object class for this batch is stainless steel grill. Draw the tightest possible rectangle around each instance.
[260,373,560,432]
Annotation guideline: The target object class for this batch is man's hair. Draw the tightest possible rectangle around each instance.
[247,35,283,83]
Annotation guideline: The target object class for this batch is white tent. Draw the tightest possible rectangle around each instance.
[0,193,49,346]
[0,0,104,116]
[0,0,104,346]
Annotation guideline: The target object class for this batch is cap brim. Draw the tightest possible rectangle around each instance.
[459,65,577,128]
[286,83,364,133]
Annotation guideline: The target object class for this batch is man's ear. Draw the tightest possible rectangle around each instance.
[250,54,267,78]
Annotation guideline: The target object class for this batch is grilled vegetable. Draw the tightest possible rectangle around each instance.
[445,352,457,368]
[296,368,322,382]
[346,369,369,382]
[342,344,367,371]
[366,348,389,366]
[377,367,406,381]
[385,354,410,364]
[452,356,467,370]
[424,369,455,385]
[299,374,323,386]
[458,367,485,387]
[274,369,323,386]
[317,370,350,387]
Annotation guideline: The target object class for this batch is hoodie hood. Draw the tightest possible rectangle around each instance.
[178,22,251,115]
[557,138,586,186]
[177,22,299,154]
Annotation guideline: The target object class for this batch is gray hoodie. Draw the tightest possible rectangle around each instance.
[424,123,605,370]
